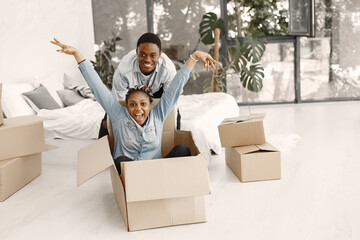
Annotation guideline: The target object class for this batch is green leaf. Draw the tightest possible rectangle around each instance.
[240,64,264,92]
[199,12,225,45]
[240,34,266,63]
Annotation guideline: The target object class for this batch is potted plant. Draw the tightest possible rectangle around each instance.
[197,12,267,94]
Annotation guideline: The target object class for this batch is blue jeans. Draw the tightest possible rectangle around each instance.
[114,144,191,175]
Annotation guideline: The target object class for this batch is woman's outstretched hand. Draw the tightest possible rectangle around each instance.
[193,51,218,71]
[50,38,85,63]
[50,38,77,55]
[186,51,222,72]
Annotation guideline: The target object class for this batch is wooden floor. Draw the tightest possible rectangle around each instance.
[1,101,359,240]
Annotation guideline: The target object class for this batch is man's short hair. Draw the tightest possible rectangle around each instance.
[137,33,161,51]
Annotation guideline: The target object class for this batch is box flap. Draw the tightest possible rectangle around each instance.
[110,165,128,230]
[77,137,114,187]
[220,113,265,125]
[123,155,210,202]
[233,145,261,155]
[256,142,279,152]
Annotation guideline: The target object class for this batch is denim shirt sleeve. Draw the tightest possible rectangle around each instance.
[153,64,192,121]
[78,60,123,121]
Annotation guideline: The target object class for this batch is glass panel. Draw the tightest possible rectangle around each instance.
[152,0,221,61]
[289,0,312,35]
[226,0,289,38]
[92,0,147,59]
[301,0,360,100]
[226,42,295,103]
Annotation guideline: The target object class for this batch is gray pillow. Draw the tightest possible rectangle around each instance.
[57,89,85,107]
[22,84,61,112]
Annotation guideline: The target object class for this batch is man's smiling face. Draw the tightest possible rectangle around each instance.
[136,43,161,75]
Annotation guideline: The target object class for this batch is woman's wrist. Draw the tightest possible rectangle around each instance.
[74,50,85,64]
[77,59,86,65]
[190,51,200,61]
[189,53,198,62]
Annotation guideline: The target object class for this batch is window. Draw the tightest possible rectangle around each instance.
[289,0,315,36]
[92,0,147,59]
[91,0,360,103]
[227,41,295,103]
[151,0,221,61]
[300,0,360,101]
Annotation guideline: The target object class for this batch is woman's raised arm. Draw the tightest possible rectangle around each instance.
[50,38,124,121]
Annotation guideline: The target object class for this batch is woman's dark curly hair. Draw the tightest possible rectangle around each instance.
[125,85,153,104]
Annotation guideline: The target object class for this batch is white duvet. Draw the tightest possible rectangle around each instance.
[38,93,239,157]
[178,92,239,159]
[37,99,104,140]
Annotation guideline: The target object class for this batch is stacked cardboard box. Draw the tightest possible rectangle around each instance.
[78,101,211,231]
[0,102,47,201]
[218,113,281,182]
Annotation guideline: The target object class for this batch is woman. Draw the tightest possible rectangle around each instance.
[51,38,218,174]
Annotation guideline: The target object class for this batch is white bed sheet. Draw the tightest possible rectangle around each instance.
[38,93,239,158]
[37,99,104,140]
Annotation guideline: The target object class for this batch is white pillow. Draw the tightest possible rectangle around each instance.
[2,82,36,117]
[33,73,65,107]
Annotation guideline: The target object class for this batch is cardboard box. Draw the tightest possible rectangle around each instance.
[225,142,281,182]
[77,131,210,231]
[0,82,3,125]
[0,116,46,161]
[174,130,199,156]
[0,153,41,201]
[218,113,266,147]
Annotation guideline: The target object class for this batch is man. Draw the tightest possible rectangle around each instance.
[112,32,177,100]
[98,32,177,138]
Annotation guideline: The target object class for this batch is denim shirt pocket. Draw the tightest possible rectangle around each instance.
[143,126,158,144]
[126,121,137,130]
[124,122,138,143]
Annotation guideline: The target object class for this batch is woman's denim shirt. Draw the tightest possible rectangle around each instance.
[79,60,191,161]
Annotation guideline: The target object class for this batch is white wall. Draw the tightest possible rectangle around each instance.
[0,0,95,83]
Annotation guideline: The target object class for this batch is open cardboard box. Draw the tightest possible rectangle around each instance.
[0,116,46,161]
[77,101,211,231]
[218,113,266,147]
[225,142,281,182]
[0,82,3,125]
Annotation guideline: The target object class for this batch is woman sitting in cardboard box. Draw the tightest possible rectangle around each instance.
[51,38,218,174]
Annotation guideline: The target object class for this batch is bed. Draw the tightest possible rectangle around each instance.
[1,73,239,159]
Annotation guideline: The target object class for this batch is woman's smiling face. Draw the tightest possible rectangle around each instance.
[126,91,151,127]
